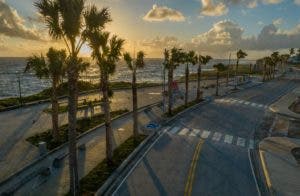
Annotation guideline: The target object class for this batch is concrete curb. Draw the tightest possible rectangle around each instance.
[0,101,162,195]
[95,98,211,195]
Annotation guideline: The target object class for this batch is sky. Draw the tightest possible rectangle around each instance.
[0,0,300,59]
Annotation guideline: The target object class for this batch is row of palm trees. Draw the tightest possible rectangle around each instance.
[163,48,213,115]
[256,51,290,81]
[24,0,147,194]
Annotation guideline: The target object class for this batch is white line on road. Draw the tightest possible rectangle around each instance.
[178,128,190,136]
[248,149,261,196]
[169,126,181,134]
[224,134,233,144]
[244,101,250,105]
[251,103,257,107]
[212,132,222,141]
[258,104,263,108]
[111,127,169,195]
[189,129,201,137]
[238,100,244,104]
[201,130,210,139]
[236,137,246,147]
[248,139,254,149]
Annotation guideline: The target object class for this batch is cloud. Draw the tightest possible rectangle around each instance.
[200,0,228,16]
[0,1,42,40]
[188,20,300,54]
[294,0,300,5]
[257,21,264,25]
[143,4,185,22]
[247,0,258,8]
[140,36,180,49]
[262,0,283,4]
[273,18,283,26]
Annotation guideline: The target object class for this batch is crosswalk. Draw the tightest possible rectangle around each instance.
[215,98,268,110]
[168,126,255,149]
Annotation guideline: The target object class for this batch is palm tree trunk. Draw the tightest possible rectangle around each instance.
[196,64,202,101]
[235,59,239,89]
[102,71,113,164]
[51,77,59,141]
[168,66,173,115]
[132,68,139,140]
[216,71,219,96]
[67,66,79,195]
[185,63,189,107]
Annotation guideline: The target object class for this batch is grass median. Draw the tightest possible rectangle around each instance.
[78,134,146,195]
[26,109,129,150]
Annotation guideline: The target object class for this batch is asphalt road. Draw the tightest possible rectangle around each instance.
[112,79,298,196]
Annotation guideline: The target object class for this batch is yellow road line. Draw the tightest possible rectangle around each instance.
[259,150,272,188]
[184,139,205,196]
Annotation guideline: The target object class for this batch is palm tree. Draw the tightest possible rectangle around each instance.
[263,56,272,81]
[164,48,184,115]
[86,30,124,163]
[35,1,110,194]
[213,63,226,96]
[196,55,212,101]
[271,51,280,79]
[235,49,247,89]
[279,54,290,73]
[183,51,197,107]
[290,48,295,56]
[26,47,66,141]
[123,51,145,140]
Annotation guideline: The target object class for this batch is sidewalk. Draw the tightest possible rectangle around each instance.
[259,137,300,196]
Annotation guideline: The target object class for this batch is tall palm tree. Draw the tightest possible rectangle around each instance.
[196,55,212,101]
[263,56,272,81]
[290,48,295,56]
[164,47,184,115]
[235,49,247,89]
[279,54,290,73]
[271,51,280,79]
[213,63,226,96]
[26,47,66,141]
[86,30,124,163]
[123,51,145,140]
[35,1,110,194]
[184,51,197,107]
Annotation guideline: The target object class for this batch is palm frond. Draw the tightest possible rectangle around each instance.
[136,51,145,68]
[26,54,49,79]
[84,6,111,32]
[123,52,133,70]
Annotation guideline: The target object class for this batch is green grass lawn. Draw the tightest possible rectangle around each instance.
[78,135,146,195]
[165,99,202,117]
[26,109,129,150]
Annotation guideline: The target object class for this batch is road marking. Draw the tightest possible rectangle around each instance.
[248,139,254,149]
[169,126,181,134]
[189,129,201,137]
[236,137,246,147]
[178,128,190,136]
[200,130,210,139]
[238,100,244,104]
[248,149,261,196]
[224,134,233,144]
[184,139,205,196]
[244,101,250,105]
[212,132,222,141]
[259,150,272,189]
[251,103,257,107]
[258,104,263,108]
[111,127,170,195]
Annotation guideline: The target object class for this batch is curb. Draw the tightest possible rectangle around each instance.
[95,98,211,195]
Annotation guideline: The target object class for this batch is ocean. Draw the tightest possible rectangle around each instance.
[0,57,255,99]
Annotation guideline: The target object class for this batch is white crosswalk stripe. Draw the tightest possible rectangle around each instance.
[248,139,254,149]
[236,137,246,147]
[168,126,254,149]
[189,129,201,137]
[224,134,233,144]
[169,126,181,134]
[212,132,222,141]
[178,128,189,135]
[201,130,210,139]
